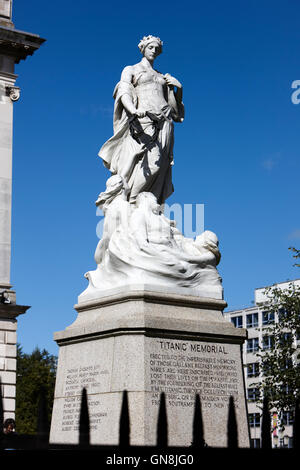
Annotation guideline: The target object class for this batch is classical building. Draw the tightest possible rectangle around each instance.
[224,279,300,448]
[0,1,45,420]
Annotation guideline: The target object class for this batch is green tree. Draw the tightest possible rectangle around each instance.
[256,248,300,424]
[290,246,300,267]
[16,345,57,434]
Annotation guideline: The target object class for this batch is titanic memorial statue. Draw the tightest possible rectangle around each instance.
[81,34,223,300]
[50,36,250,447]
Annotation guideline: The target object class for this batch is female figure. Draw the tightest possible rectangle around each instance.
[99,35,184,205]
[94,175,130,264]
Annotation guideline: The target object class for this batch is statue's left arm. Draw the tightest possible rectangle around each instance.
[164,74,184,123]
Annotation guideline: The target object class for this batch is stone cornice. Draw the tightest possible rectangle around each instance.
[0,25,45,63]
[0,302,30,319]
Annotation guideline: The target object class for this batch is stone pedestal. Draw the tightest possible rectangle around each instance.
[50,285,250,447]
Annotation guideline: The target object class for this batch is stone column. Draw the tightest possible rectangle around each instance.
[0,1,45,421]
[0,57,18,293]
[0,301,28,419]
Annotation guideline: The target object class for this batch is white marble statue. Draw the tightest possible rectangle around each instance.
[80,36,223,302]
[98,35,184,205]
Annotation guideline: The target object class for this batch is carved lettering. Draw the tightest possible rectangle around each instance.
[60,364,108,432]
[149,340,240,409]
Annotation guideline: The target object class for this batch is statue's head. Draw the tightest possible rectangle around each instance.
[138,35,163,59]
[106,174,124,191]
[201,231,219,246]
[195,231,221,265]
[95,175,129,210]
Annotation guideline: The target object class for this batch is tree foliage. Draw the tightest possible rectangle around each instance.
[256,248,300,422]
[16,345,57,434]
[289,246,300,267]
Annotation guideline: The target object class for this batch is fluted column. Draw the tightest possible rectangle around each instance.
[0,1,45,420]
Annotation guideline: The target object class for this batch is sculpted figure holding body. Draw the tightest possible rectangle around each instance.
[99,35,184,205]
[80,36,223,301]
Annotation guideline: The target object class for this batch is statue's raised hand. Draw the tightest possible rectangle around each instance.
[164,73,182,89]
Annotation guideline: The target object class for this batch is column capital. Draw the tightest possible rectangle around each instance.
[5,84,19,101]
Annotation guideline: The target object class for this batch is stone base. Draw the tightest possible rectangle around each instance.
[50,286,250,447]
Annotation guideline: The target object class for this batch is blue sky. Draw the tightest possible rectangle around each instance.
[9,0,300,355]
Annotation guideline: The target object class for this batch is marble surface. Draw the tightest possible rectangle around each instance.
[83,187,223,301]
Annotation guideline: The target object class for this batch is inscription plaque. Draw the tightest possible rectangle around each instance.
[143,336,248,446]
[147,339,240,409]
[60,364,109,433]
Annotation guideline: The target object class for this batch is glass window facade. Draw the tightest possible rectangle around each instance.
[247,337,259,352]
[262,335,274,350]
[247,362,260,377]
[262,311,275,325]
[231,315,243,328]
[247,387,259,402]
[246,313,258,328]
[249,413,260,427]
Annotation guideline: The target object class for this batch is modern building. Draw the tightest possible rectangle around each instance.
[224,279,300,448]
